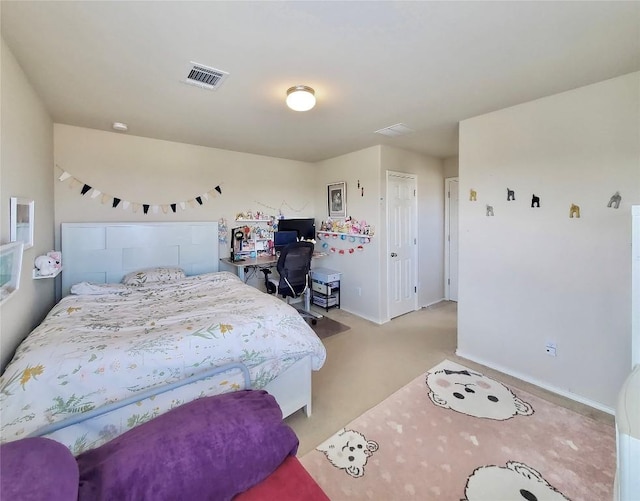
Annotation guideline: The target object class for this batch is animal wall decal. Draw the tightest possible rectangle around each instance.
[470,189,477,201]
[607,191,621,209]
[569,204,580,218]
[486,205,494,217]
[507,188,515,201]
[531,194,540,208]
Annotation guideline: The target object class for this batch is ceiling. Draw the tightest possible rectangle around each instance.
[2,1,639,163]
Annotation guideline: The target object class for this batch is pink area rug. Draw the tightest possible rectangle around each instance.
[300,360,615,500]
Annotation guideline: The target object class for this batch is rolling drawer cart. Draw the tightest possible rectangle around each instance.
[310,268,341,311]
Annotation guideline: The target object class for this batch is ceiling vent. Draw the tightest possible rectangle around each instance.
[183,62,229,90]
[375,123,415,137]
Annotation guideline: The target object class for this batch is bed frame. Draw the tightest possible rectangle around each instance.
[58,222,313,423]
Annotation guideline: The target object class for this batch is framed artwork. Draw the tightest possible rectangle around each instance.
[0,241,24,305]
[10,197,34,250]
[328,181,347,218]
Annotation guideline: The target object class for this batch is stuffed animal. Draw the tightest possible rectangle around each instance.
[34,255,58,276]
[46,251,62,269]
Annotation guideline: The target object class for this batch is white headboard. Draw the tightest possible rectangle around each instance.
[61,222,219,297]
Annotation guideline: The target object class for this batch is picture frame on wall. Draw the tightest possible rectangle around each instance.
[328,181,347,218]
[0,241,24,305]
[10,197,34,250]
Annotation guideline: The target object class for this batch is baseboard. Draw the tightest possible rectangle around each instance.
[422,298,447,308]
[339,306,383,325]
[455,349,615,415]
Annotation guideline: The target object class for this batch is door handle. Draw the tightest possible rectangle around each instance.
[390,252,397,257]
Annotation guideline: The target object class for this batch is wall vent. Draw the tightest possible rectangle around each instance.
[183,62,229,90]
[375,123,415,137]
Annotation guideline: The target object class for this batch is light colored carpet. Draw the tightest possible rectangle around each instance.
[286,303,614,457]
[300,359,615,500]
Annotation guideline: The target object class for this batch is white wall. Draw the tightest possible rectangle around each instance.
[458,73,640,410]
[313,146,383,322]
[313,145,445,323]
[0,38,55,371]
[443,156,459,178]
[380,146,445,312]
[53,124,316,287]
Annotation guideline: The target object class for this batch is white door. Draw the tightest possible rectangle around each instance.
[445,178,459,301]
[387,171,418,319]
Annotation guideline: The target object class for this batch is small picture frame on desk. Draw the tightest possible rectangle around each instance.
[328,182,346,219]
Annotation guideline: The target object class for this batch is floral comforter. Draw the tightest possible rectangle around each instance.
[0,272,326,454]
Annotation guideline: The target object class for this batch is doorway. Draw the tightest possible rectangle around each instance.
[387,171,418,319]
[444,177,458,301]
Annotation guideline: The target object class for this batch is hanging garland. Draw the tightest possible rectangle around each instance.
[254,199,309,215]
[57,167,222,214]
[316,232,372,255]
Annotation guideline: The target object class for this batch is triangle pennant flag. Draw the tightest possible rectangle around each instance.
[56,168,223,216]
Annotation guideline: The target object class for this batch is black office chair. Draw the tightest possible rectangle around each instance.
[264,241,321,325]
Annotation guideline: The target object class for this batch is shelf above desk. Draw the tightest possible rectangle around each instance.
[317,231,374,238]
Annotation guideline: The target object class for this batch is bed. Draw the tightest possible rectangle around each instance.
[0,222,326,455]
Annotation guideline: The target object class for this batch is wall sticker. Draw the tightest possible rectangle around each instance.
[531,194,540,208]
[569,204,581,218]
[607,191,621,209]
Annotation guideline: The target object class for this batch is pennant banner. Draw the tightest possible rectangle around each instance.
[56,167,222,215]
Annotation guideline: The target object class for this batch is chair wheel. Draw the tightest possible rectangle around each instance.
[311,319,317,325]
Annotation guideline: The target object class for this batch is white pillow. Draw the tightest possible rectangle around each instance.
[70,282,128,295]
[121,267,186,286]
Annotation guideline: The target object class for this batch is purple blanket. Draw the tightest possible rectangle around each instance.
[0,437,79,501]
[76,390,298,500]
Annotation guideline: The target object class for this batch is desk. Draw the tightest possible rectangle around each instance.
[219,252,327,283]
[219,253,328,317]
[219,256,278,282]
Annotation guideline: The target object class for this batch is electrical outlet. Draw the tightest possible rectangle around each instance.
[545,342,557,357]
[356,287,362,297]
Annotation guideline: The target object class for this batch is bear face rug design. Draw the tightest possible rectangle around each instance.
[300,360,615,500]
[316,428,379,478]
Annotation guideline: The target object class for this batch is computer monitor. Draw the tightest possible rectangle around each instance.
[277,218,316,241]
[274,230,298,252]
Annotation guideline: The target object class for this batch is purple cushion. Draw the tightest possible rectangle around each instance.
[76,390,298,501]
[0,437,79,501]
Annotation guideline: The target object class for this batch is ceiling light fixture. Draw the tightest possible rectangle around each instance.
[112,122,128,132]
[286,85,316,112]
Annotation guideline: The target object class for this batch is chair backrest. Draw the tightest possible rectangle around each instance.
[276,241,314,298]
